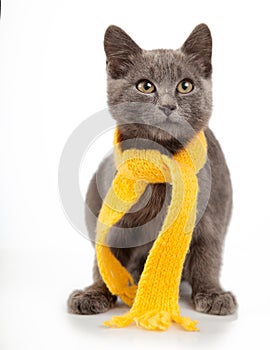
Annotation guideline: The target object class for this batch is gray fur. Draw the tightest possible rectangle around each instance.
[68,24,237,316]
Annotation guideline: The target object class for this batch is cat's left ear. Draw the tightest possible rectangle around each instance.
[181,24,212,78]
[104,25,142,79]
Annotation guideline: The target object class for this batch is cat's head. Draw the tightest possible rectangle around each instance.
[104,24,212,151]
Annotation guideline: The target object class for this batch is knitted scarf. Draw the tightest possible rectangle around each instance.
[95,128,207,331]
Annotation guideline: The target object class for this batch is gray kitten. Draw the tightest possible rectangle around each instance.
[68,24,237,316]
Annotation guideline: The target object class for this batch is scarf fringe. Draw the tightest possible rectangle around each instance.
[104,310,198,332]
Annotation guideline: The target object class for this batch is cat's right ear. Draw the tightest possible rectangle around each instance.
[181,24,212,79]
[104,25,142,79]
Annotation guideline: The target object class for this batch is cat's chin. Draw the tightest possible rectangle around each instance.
[155,120,180,129]
[154,120,196,144]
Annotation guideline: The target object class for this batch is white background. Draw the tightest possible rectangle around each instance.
[1,0,270,349]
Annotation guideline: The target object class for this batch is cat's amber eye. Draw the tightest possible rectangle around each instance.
[136,80,156,94]
[177,80,194,94]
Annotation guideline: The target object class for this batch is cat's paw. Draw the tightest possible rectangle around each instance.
[193,291,237,315]
[67,288,117,315]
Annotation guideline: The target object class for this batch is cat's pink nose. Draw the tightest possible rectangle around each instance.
[159,105,176,117]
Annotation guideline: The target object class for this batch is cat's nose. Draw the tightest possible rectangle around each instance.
[159,105,176,117]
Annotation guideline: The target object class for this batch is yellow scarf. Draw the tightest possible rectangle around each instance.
[95,128,207,331]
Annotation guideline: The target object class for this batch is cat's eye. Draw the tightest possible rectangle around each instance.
[177,80,194,94]
[136,80,156,94]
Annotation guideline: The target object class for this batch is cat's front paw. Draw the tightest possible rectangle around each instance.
[193,291,237,315]
[67,287,117,315]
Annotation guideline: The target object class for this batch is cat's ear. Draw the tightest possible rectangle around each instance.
[104,25,142,79]
[181,24,212,78]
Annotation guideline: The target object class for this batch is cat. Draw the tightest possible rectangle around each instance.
[67,24,237,316]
